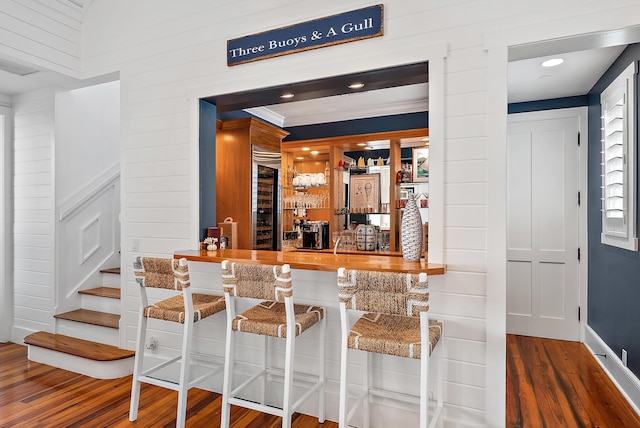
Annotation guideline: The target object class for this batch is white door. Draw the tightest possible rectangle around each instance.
[507,112,580,341]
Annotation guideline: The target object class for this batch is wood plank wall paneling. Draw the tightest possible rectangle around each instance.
[11,89,56,337]
[0,0,81,76]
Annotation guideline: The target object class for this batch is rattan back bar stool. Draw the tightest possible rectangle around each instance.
[337,268,444,428]
[220,260,326,428]
[129,257,226,428]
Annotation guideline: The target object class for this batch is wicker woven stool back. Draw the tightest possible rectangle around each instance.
[221,261,292,301]
[337,268,429,315]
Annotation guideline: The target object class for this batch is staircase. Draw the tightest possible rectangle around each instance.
[24,268,135,379]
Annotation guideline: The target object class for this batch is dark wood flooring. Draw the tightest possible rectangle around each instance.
[3,336,640,427]
[507,334,640,427]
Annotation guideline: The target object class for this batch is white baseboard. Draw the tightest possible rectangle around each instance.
[584,325,640,416]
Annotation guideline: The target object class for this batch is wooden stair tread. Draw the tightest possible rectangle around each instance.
[24,332,134,361]
[78,287,120,299]
[100,267,120,275]
[54,309,119,329]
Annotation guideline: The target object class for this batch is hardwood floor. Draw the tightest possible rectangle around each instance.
[507,334,640,427]
[3,336,640,427]
[0,343,333,428]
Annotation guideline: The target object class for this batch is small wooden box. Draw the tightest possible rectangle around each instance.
[219,219,238,249]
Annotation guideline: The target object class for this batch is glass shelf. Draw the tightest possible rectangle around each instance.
[284,185,329,190]
[334,210,391,215]
[284,207,329,210]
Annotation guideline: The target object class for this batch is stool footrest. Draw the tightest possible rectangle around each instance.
[139,356,224,391]
[229,367,324,416]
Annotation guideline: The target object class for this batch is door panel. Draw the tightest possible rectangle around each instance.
[507,116,579,341]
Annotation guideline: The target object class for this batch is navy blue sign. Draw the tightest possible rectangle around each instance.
[227,4,384,66]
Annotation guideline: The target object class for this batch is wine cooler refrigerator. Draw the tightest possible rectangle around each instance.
[252,147,281,250]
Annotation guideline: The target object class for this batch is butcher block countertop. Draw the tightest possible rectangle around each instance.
[174,249,445,275]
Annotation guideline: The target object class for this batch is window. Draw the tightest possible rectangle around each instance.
[601,61,638,251]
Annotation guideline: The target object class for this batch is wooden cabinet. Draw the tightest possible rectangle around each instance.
[282,128,428,252]
[216,118,289,249]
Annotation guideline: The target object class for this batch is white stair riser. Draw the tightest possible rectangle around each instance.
[27,346,133,379]
[56,319,120,347]
[80,294,120,314]
[101,273,121,289]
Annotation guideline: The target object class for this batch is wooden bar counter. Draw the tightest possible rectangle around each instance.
[174,248,445,275]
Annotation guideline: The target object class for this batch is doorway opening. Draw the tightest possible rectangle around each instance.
[197,62,430,244]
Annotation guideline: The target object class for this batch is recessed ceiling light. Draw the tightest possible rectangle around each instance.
[349,82,365,89]
[310,150,319,155]
[296,156,304,160]
[541,58,564,67]
[357,143,367,146]
[301,147,310,151]
[280,93,295,99]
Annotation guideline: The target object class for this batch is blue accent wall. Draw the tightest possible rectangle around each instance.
[508,95,588,114]
[199,100,217,240]
[587,44,640,377]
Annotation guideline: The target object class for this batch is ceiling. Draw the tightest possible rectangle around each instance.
[507,45,625,103]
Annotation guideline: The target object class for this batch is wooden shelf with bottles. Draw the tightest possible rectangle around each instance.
[282,128,428,251]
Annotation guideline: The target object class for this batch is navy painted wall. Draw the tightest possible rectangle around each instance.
[199,100,217,240]
[508,95,588,114]
[587,44,640,376]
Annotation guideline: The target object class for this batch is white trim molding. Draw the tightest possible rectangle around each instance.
[585,325,640,416]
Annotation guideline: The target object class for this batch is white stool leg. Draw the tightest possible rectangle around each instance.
[129,314,147,421]
[221,324,235,427]
[420,351,429,428]
[435,326,445,425]
[176,318,194,428]
[363,351,371,428]
[339,335,349,427]
[318,314,326,423]
[282,332,295,428]
[262,335,268,405]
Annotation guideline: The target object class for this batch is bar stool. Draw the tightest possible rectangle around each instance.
[220,260,326,427]
[337,268,444,428]
[129,256,226,428]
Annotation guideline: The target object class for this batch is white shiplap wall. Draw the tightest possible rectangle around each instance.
[12,88,56,339]
[0,0,81,77]
[3,0,639,426]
